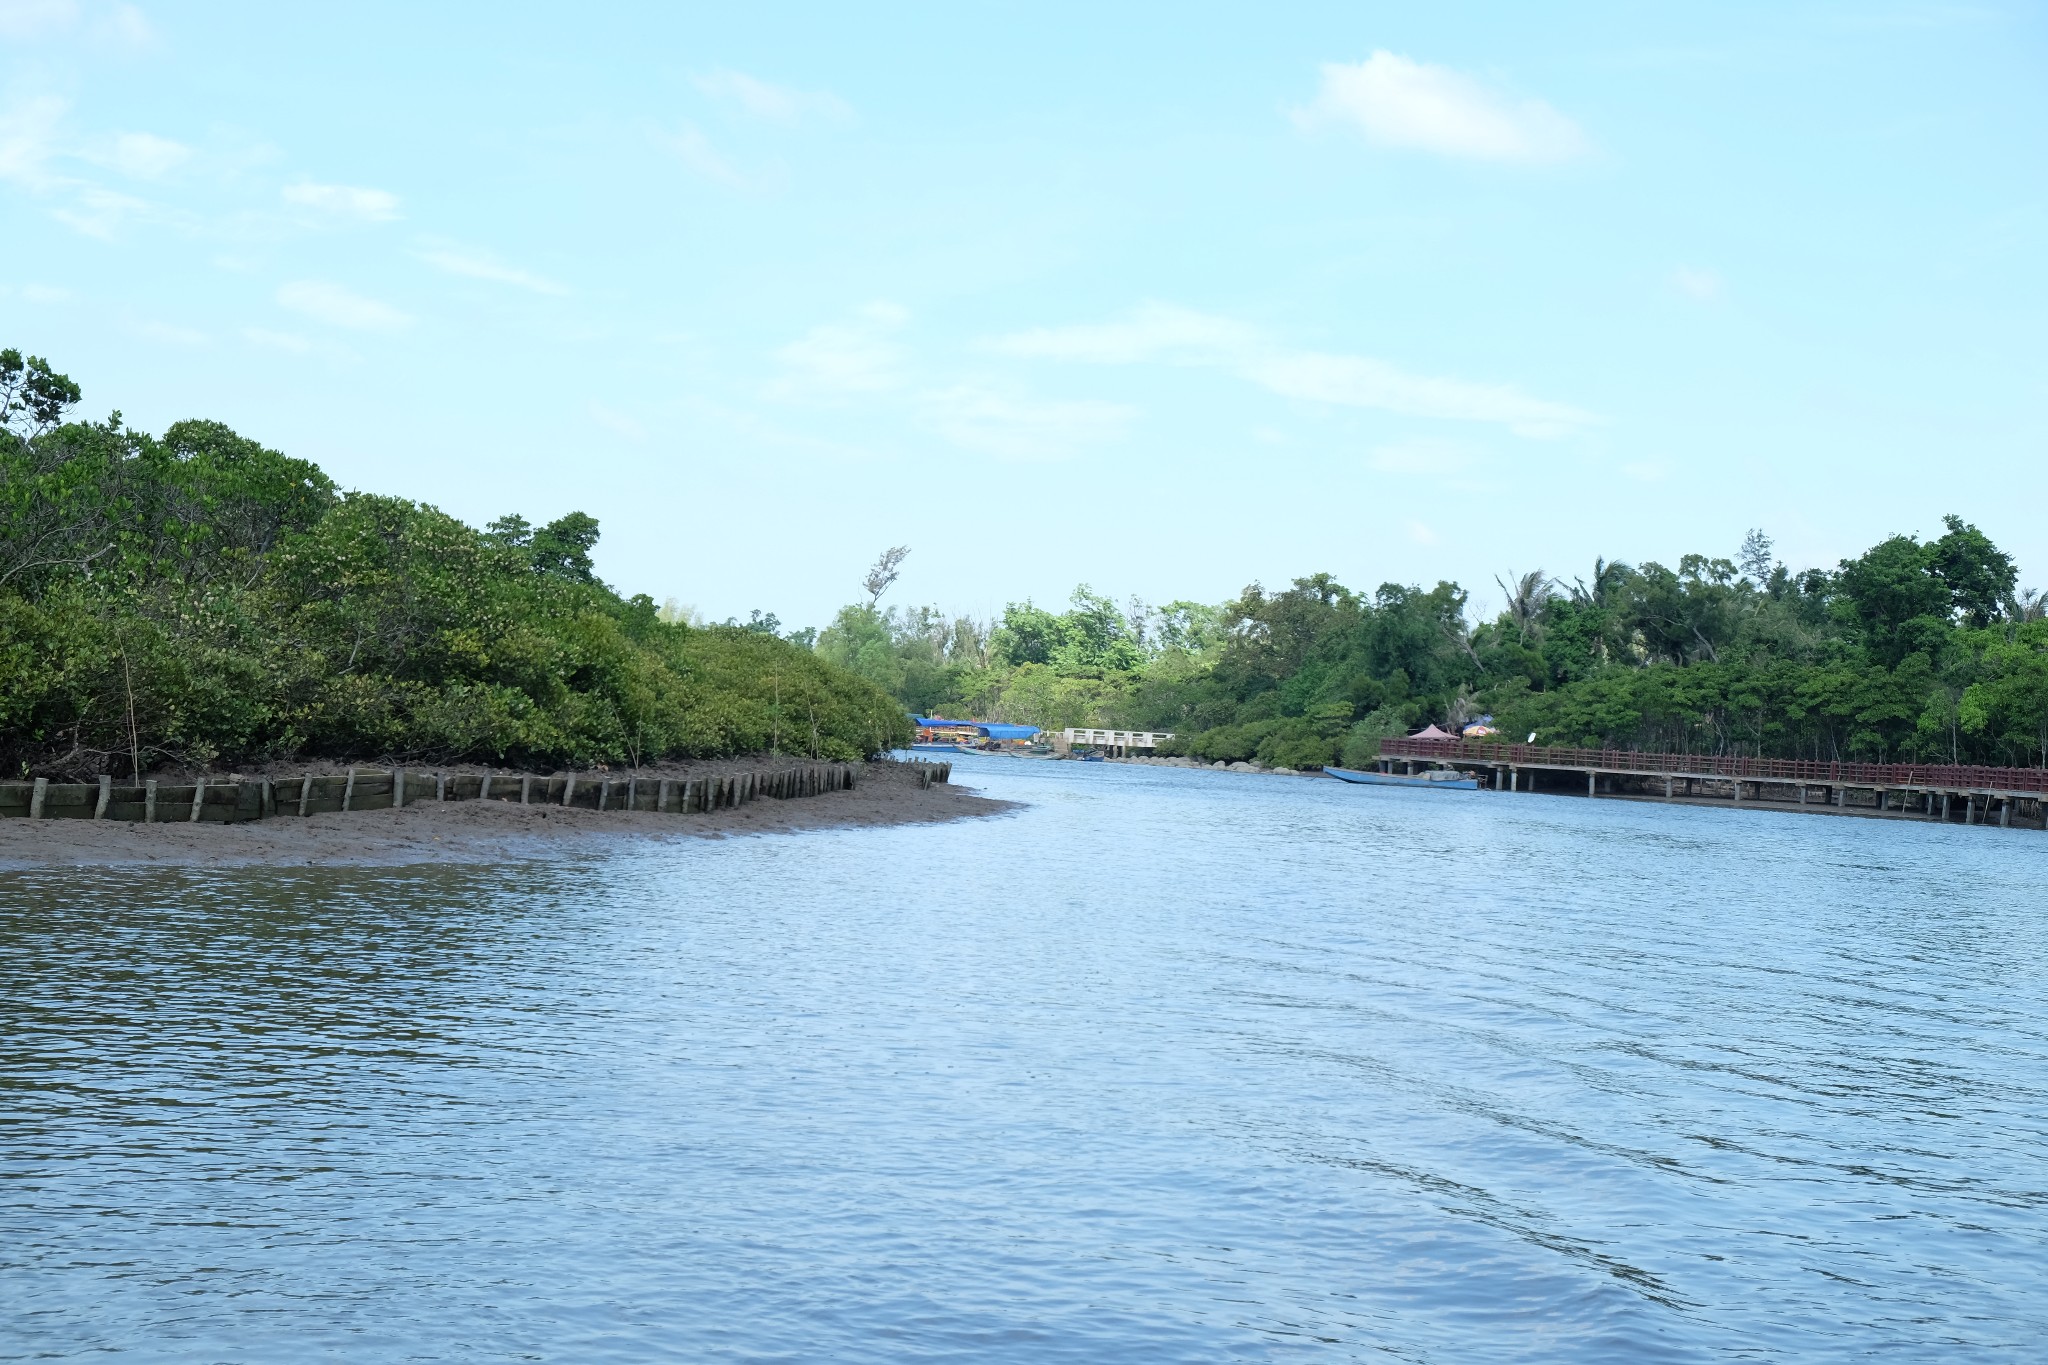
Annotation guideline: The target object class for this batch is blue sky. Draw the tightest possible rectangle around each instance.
[3,2,2044,629]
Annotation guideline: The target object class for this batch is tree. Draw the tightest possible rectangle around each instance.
[1738,528,1774,583]
[863,545,910,607]
[1930,514,2016,629]
[0,349,82,440]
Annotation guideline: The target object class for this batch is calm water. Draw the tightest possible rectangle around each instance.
[3,757,2046,1362]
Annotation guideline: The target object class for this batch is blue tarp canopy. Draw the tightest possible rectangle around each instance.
[914,716,1042,740]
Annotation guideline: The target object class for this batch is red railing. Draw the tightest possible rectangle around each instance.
[1380,737,2048,794]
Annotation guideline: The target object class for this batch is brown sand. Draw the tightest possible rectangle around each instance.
[0,761,1015,868]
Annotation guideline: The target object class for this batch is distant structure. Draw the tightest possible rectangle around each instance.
[913,717,1042,750]
[1061,728,1173,756]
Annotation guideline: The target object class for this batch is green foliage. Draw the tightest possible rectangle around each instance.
[829,515,2048,772]
[0,354,909,776]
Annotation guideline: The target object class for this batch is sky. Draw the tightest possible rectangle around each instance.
[3,1,2044,630]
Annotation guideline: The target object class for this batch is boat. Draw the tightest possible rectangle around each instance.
[1324,765,1479,791]
[910,742,967,753]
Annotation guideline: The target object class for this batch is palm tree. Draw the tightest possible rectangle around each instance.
[1494,569,1552,643]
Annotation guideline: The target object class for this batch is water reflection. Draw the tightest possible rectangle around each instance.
[3,758,2046,1362]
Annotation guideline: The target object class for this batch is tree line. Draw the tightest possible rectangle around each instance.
[808,519,2048,771]
[0,349,910,778]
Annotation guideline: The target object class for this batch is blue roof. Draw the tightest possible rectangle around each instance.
[913,716,1041,740]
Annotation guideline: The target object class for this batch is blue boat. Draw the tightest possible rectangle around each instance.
[1325,765,1479,791]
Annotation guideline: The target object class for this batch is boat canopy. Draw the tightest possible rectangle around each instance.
[913,716,1042,740]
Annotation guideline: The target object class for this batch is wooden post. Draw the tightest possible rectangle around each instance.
[480,770,494,801]
[299,773,312,817]
[1732,778,1743,802]
[521,774,533,805]
[628,776,639,811]
[261,778,275,818]
[145,779,157,823]
[436,772,447,801]
[658,778,671,813]
[189,776,207,823]
[95,775,111,819]
[1664,775,1673,799]
[1587,771,1596,797]
[393,768,405,809]
[1941,792,1951,821]
[29,777,47,819]
[563,774,577,808]
[2000,798,2011,828]
[342,768,356,812]
[600,779,612,811]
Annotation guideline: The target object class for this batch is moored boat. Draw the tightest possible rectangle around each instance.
[1324,765,1479,791]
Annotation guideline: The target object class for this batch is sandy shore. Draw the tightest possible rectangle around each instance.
[0,761,1014,868]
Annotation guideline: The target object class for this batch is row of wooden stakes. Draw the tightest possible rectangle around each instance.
[0,759,954,825]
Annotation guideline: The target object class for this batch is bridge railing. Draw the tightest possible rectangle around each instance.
[1379,737,2048,794]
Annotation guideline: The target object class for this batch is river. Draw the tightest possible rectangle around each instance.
[3,755,2045,1362]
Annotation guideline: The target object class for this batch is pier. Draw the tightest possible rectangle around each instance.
[1380,737,2048,829]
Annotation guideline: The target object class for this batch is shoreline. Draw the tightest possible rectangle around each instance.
[0,761,1014,869]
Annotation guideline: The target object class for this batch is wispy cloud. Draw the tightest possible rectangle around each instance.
[244,327,312,353]
[771,301,908,395]
[659,123,744,186]
[127,317,205,346]
[1294,52,1588,163]
[283,180,401,222]
[94,2,150,47]
[1370,438,1472,475]
[0,96,67,191]
[276,280,411,331]
[589,402,646,441]
[417,244,568,295]
[88,130,189,179]
[694,70,850,123]
[989,303,1598,439]
[918,384,1134,462]
[51,183,151,238]
[1672,266,1723,301]
[0,0,77,40]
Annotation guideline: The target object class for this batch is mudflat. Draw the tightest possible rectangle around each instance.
[0,761,1013,868]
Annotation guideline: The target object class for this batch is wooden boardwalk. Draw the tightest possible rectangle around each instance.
[1379,737,2045,829]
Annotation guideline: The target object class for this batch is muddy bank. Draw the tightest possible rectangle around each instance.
[0,761,1014,869]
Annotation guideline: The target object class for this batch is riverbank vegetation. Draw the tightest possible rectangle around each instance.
[820,525,2048,771]
[0,350,909,778]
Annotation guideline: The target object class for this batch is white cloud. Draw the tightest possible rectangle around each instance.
[0,96,66,191]
[988,303,1260,366]
[91,130,189,179]
[0,0,76,39]
[694,70,850,123]
[660,123,744,185]
[128,318,205,346]
[1295,52,1587,163]
[418,245,568,295]
[1245,351,1593,439]
[244,327,311,353]
[918,384,1134,462]
[590,403,645,441]
[1370,438,1471,475]
[94,2,151,47]
[989,304,1598,440]
[22,283,71,303]
[282,180,401,222]
[1407,520,1439,545]
[772,302,909,395]
[276,280,411,331]
[51,184,151,239]
[1672,266,1723,301]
